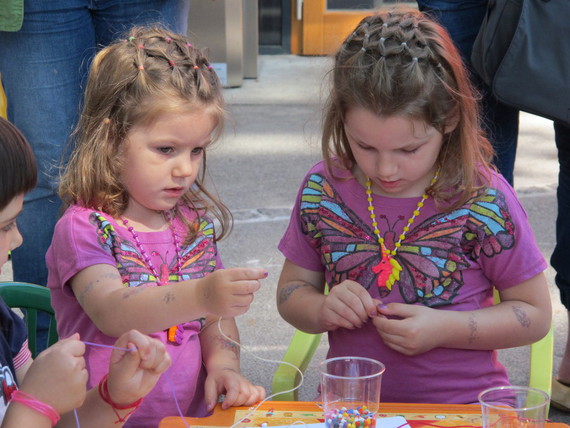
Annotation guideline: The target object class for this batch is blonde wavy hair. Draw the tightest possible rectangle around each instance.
[322,6,494,209]
[59,26,231,242]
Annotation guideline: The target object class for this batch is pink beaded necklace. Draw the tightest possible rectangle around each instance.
[121,210,185,344]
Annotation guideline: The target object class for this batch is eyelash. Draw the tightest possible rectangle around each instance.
[1,222,16,233]
[157,147,205,155]
[357,144,419,154]
[402,148,419,154]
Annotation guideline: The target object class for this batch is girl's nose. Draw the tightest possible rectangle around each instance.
[9,226,23,252]
[173,158,193,177]
[376,156,397,178]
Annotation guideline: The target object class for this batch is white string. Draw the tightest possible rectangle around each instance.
[75,315,305,428]
[215,316,305,428]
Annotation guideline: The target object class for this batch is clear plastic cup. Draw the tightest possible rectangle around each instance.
[479,386,550,428]
[319,357,385,428]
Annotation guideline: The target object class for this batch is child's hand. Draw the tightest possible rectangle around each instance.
[372,303,443,355]
[198,268,267,317]
[319,280,379,331]
[204,367,266,411]
[19,333,88,415]
[106,329,171,406]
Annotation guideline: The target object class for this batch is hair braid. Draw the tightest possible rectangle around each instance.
[61,25,232,243]
[322,6,494,209]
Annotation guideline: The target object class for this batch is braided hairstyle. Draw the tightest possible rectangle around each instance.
[323,6,494,208]
[60,25,231,242]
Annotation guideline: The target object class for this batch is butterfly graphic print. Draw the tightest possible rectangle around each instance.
[299,174,516,307]
[90,212,217,288]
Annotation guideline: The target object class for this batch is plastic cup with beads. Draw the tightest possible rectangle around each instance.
[319,357,385,428]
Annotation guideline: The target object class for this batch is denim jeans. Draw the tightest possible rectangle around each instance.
[0,0,189,350]
[552,122,570,309]
[416,0,520,185]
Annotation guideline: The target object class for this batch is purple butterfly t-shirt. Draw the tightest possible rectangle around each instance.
[279,161,547,404]
[46,205,222,427]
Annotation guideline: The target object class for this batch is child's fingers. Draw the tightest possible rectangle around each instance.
[231,280,262,295]
[220,385,242,409]
[110,329,155,368]
[53,333,86,357]
[376,302,413,320]
[225,267,269,283]
[152,350,172,374]
[139,338,171,373]
[242,385,265,405]
[204,378,222,412]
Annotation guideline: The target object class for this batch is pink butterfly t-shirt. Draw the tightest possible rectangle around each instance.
[279,161,547,404]
[46,205,222,427]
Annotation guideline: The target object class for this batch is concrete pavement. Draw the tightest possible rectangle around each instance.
[1,54,566,421]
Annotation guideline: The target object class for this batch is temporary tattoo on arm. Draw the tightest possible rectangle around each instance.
[162,292,175,305]
[121,283,147,299]
[468,314,480,344]
[278,282,312,306]
[216,335,240,360]
[512,305,531,328]
[78,272,121,306]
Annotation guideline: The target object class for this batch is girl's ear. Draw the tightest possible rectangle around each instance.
[444,114,460,135]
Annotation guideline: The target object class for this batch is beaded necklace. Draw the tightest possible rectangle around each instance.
[121,210,185,344]
[365,169,439,290]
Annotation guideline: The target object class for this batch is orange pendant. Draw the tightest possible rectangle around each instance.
[167,325,183,345]
[372,244,402,291]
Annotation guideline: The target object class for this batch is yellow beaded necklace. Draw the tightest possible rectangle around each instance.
[365,169,440,290]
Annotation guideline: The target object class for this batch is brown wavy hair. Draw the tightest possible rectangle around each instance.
[0,117,37,210]
[322,6,494,209]
[59,26,231,242]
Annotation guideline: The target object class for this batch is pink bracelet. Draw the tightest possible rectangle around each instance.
[10,390,60,427]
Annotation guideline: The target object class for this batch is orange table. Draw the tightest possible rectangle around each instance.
[159,401,568,428]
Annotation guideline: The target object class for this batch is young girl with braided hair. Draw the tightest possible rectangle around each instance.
[277,7,551,404]
[46,26,266,426]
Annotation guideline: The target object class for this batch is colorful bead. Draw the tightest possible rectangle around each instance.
[325,405,376,428]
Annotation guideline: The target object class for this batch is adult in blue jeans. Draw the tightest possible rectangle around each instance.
[417,0,570,411]
[415,0,519,185]
[0,0,189,351]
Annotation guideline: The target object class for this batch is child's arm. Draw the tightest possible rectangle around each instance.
[277,259,380,334]
[69,263,265,337]
[2,331,170,428]
[57,330,171,427]
[3,334,88,428]
[373,272,552,355]
[200,316,265,411]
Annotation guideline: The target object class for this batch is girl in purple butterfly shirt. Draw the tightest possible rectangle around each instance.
[46,27,265,427]
[277,7,551,404]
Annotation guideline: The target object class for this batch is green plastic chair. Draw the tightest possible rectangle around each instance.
[0,281,58,358]
[271,291,554,404]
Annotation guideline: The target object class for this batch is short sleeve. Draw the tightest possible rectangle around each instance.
[0,300,30,370]
[46,206,119,291]
[278,167,327,273]
[470,175,547,289]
